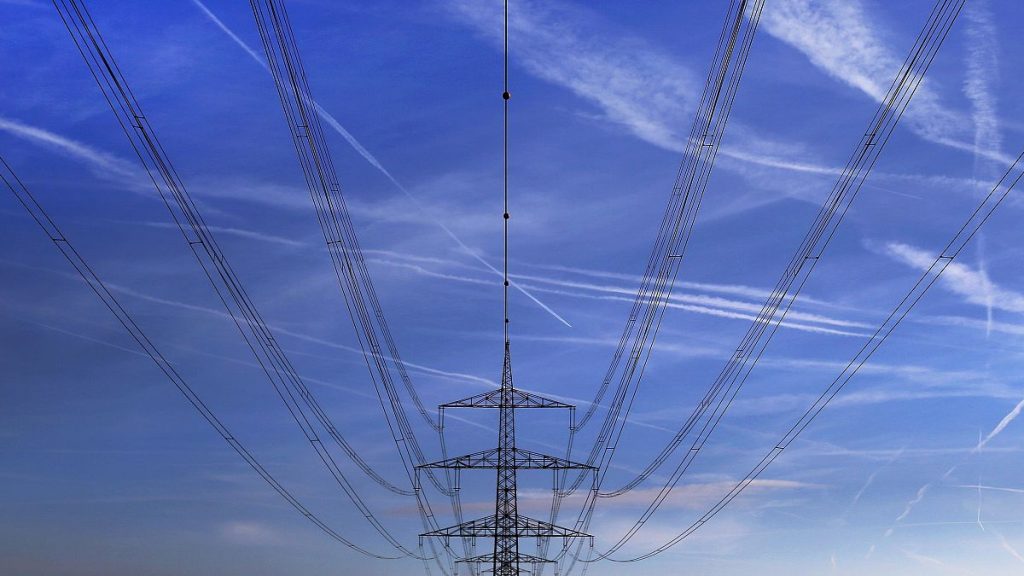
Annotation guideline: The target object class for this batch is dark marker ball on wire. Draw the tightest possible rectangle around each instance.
[503,91,510,100]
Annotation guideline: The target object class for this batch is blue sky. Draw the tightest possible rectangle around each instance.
[2,0,1024,574]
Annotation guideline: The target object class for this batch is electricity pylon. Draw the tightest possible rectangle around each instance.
[418,342,594,575]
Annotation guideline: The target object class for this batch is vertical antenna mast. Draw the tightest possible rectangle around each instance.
[418,2,595,574]
[495,3,517,570]
[503,0,511,346]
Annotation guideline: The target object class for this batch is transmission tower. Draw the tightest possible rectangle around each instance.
[416,2,593,574]
[418,343,594,574]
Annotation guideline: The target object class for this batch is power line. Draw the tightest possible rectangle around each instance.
[611,122,1024,565]
[563,0,767,499]
[530,2,768,572]
[245,1,466,573]
[51,0,429,561]
[17,1,998,573]
[601,0,965,501]
[0,154,401,560]
[565,0,966,568]
[571,0,761,433]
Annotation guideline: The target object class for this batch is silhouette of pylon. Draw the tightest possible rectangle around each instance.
[419,343,594,575]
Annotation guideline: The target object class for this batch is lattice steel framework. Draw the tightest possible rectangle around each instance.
[419,344,593,575]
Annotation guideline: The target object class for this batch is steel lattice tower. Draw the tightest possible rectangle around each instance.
[416,4,594,572]
[418,343,593,574]
[494,344,520,573]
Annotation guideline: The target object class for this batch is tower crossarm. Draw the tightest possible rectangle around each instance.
[419,447,595,470]
[441,388,571,409]
[457,552,554,565]
[422,514,591,541]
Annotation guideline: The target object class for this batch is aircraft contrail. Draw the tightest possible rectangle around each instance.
[190,0,571,327]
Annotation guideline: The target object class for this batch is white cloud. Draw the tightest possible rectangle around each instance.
[190,0,570,327]
[761,0,965,145]
[996,531,1024,564]
[220,520,283,545]
[977,397,1024,451]
[0,115,318,210]
[442,0,1003,223]
[190,0,266,64]
[963,0,1003,174]
[761,0,1013,166]
[901,548,948,568]
[0,116,141,185]
[885,242,1024,314]
[517,257,847,310]
[367,252,871,337]
[140,221,307,248]
[883,391,1024,540]
[922,314,1024,338]
[510,270,871,329]
[588,478,821,511]
[444,0,696,151]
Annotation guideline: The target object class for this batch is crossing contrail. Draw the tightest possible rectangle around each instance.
[190,0,571,327]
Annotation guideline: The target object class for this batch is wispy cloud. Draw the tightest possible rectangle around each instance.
[882,477,942,536]
[760,0,1010,166]
[190,0,570,327]
[0,257,480,401]
[190,0,400,184]
[921,314,1024,340]
[102,279,496,398]
[760,1,954,139]
[0,116,140,185]
[0,115,314,209]
[953,484,1024,496]
[507,267,869,328]
[0,0,46,8]
[727,385,1014,421]
[975,235,996,336]
[219,520,285,546]
[189,0,265,63]
[977,397,1024,451]
[0,293,375,403]
[366,251,872,337]
[140,221,307,248]
[442,0,996,222]
[963,0,1003,174]
[1,313,151,360]
[885,242,1024,314]
[445,0,696,151]
[445,478,818,516]
[901,548,948,568]
[514,281,869,337]
[590,478,822,511]
[952,482,1024,564]
[996,531,1024,564]
[884,392,1024,539]
[761,0,939,110]
[4,106,571,335]
[717,141,842,178]
[848,447,905,513]
[976,468,985,531]
[516,258,846,310]
[274,327,496,390]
